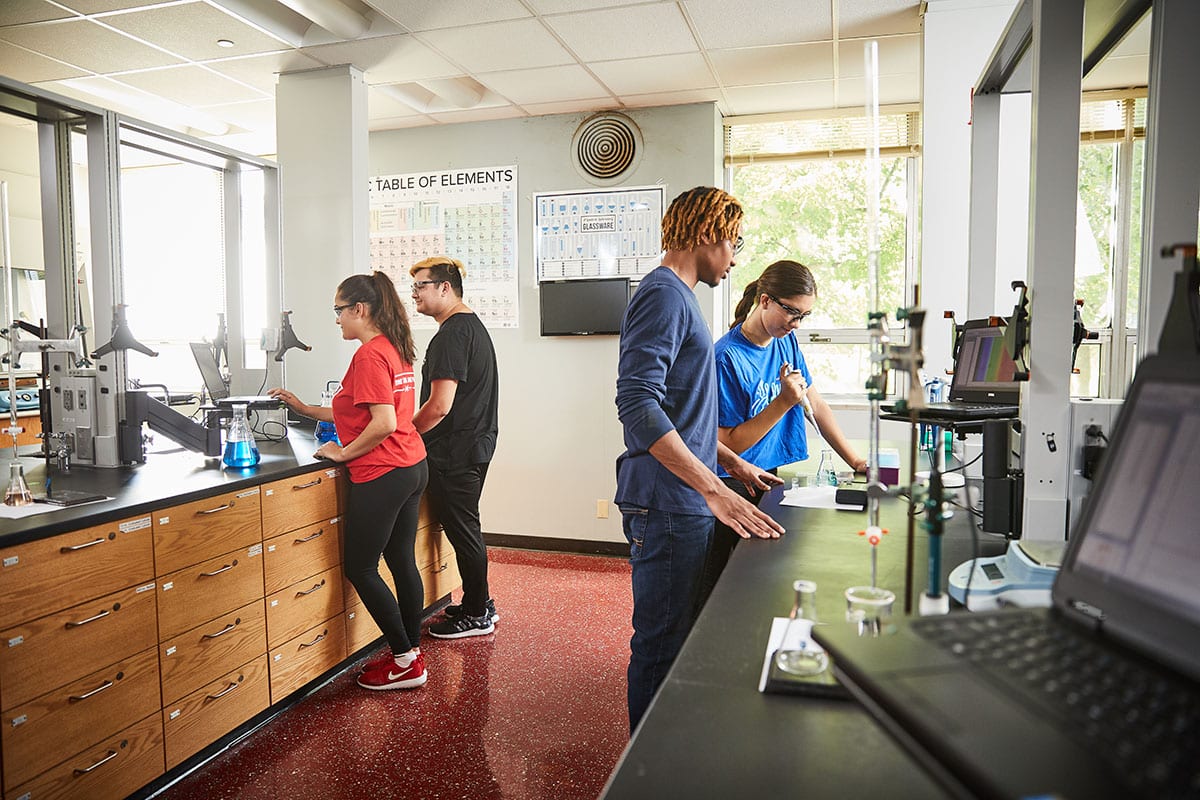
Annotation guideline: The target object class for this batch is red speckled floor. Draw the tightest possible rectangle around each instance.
[153,548,633,800]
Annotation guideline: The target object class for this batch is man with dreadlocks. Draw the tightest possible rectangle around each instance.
[615,186,785,731]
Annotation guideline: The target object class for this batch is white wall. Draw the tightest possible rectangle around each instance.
[921,0,1020,375]
[367,103,723,543]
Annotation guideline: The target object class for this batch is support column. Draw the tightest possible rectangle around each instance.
[967,90,1000,320]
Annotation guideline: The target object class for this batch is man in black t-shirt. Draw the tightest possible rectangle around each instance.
[410,257,500,639]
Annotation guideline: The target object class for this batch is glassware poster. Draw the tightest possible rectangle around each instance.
[369,166,518,329]
[534,186,665,282]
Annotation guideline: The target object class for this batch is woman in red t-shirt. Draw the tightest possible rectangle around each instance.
[270,271,429,691]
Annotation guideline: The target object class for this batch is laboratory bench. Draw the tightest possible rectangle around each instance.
[601,480,1008,799]
[0,429,460,800]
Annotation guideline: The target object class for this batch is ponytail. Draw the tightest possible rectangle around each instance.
[336,272,417,363]
[731,281,760,329]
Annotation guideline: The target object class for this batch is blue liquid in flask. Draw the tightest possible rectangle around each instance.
[223,439,259,468]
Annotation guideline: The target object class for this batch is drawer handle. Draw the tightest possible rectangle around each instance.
[202,620,240,639]
[291,477,322,490]
[206,681,240,701]
[434,563,448,574]
[68,679,114,703]
[65,608,111,628]
[299,630,328,648]
[195,501,234,515]
[72,748,119,776]
[59,537,105,553]
[295,579,326,597]
[199,560,237,577]
[293,529,324,544]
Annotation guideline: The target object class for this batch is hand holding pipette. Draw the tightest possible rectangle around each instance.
[781,362,822,441]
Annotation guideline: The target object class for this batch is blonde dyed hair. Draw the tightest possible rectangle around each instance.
[409,256,467,298]
[661,187,743,252]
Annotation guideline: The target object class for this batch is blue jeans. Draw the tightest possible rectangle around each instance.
[621,504,713,732]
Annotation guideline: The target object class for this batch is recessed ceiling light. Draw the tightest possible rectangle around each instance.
[217,39,235,48]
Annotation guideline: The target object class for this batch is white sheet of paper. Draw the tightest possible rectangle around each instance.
[778,485,861,511]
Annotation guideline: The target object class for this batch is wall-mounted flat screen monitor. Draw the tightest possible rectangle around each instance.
[540,278,630,336]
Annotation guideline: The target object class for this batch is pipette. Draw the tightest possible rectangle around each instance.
[784,363,822,441]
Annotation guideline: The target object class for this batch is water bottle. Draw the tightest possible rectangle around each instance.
[314,387,340,446]
[223,403,260,468]
[815,448,837,487]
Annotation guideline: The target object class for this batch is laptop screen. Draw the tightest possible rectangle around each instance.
[1069,378,1200,621]
[949,324,1019,402]
[189,341,229,401]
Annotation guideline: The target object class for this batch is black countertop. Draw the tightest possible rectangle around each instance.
[0,427,332,546]
[601,481,1008,798]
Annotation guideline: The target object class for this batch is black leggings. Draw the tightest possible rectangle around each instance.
[343,461,429,654]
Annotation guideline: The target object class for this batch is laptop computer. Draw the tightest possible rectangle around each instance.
[815,353,1200,799]
[888,320,1020,421]
[189,341,280,409]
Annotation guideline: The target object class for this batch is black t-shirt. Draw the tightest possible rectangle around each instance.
[420,312,499,467]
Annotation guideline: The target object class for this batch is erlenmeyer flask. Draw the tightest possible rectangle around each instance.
[4,461,33,506]
[223,404,260,468]
[775,579,828,676]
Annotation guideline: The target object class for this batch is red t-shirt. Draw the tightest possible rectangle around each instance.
[332,334,426,483]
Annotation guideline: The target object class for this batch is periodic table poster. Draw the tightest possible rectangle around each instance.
[533,185,665,282]
[369,166,518,329]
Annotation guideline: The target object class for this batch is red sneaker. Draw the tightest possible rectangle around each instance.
[357,653,427,690]
[360,647,395,674]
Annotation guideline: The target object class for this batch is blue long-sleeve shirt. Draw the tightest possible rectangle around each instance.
[614,267,716,516]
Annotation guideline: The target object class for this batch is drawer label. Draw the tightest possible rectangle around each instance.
[273,653,282,662]
[265,489,275,497]
[237,488,260,498]
[165,646,176,657]
[10,714,26,727]
[7,636,23,647]
[158,516,171,525]
[267,544,276,553]
[324,468,339,479]
[162,581,174,592]
[248,544,263,558]
[120,516,152,533]
[135,582,155,594]
[2,556,17,568]
[270,599,279,608]
[169,709,181,720]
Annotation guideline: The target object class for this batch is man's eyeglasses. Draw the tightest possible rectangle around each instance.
[411,279,443,292]
[769,295,811,323]
[333,303,355,318]
[732,235,745,255]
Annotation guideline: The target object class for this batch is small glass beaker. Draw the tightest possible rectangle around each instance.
[223,404,260,468]
[775,579,829,676]
[4,462,33,507]
[814,448,837,487]
[844,585,896,637]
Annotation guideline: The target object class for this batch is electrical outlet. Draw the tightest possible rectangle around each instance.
[259,327,279,351]
[596,499,609,519]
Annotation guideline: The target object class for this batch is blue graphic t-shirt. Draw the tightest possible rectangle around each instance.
[714,324,813,474]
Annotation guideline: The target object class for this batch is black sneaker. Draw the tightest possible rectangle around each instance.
[443,598,500,624]
[429,612,495,639]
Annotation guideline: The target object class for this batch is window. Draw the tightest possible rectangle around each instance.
[724,109,920,395]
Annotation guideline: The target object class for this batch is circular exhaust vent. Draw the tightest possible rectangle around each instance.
[572,112,642,184]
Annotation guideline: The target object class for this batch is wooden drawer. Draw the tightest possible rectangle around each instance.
[413,524,454,571]
[261,468,340,539]
[263,518,341,596]
[268,617,346,703]
[160,599,267,707]
[0,515,153,629]
[163,655,269,771]
[422,552,461,608]
[2,647,160,791]
[8,712,164,800]
[1,582,158,711]
[157,545,264,641]
[344,599,383,655]
[265,565,344,649]
[153,487,263,576]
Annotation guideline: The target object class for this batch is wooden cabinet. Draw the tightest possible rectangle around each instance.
[268,620,346,703]
[159,600,268,707]
[261,468,340,539]
[263,519,341,596]
[162,656,270,770]
[265,565,344,649]
[152,488,262,576]
[156,546,265,641]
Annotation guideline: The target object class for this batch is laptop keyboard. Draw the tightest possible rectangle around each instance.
[913,612,1200,799]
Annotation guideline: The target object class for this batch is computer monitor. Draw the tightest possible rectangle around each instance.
[539,278,630,336]
[948,322,1019,403]
[190,341,229,401]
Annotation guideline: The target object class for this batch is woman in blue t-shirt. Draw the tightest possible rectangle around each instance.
[696,259,867,607]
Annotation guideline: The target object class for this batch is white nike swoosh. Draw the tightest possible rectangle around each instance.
[388,668,414,680]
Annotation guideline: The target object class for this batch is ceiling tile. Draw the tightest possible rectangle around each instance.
[838,35,921,78]
[368,85,434,118]
[520,97,619,116]
[619,89,726,111]
[527,0,660,12]
[1081,56,1147,91]
[479,64,609,106]
[55,0,178,13]
[99,1,293,61]
[684,0,832,49]
[1108,12,1150,57]
[425,104,525,125]
[724,80,835,115]
[418,18,573,72]
[0,0,76,26]
[710,42,834,87]
[544,4,696,61]
[838,0,922,38]
[113,64,268,107]
[836,73,920,107]
[0,18,182,73]
[364,0,530,31]
[201,98,274,130]
[588,52,715,96]
[0,40,91,83]
[369,113,437,130]
[203,51,325,94]
[303,33,461,83]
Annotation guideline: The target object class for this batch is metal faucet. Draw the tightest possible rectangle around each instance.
[45,431,72,472]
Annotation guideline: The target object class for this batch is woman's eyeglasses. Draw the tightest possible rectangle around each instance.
[333,303,355,318]
[769,296,811,323]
